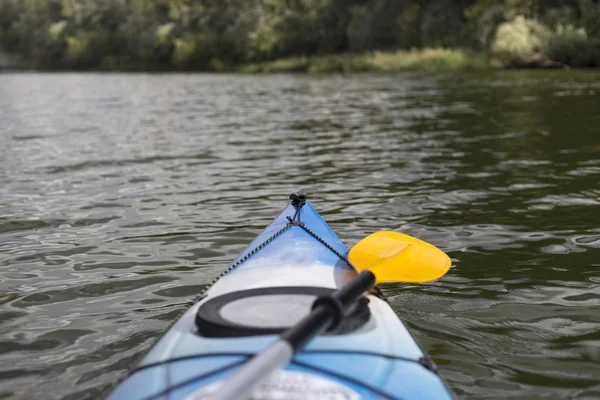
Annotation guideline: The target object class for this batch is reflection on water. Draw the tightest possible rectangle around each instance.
[1,72,599,399]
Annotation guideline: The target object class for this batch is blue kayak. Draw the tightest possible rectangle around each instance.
[107,195,454,400]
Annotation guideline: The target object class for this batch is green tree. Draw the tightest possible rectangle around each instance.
[1,0,599,70]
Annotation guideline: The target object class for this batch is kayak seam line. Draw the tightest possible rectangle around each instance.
[129,350,429,377]
[300,349,425,367]
[132,353,255,375]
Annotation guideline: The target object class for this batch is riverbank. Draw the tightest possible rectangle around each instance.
[0,49,497,73]
[241,49,496,73]
[2,48,575,74]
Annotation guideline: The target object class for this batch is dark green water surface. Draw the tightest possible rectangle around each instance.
[0,72,599,399]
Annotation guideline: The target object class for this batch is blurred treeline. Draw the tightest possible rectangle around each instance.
[1,0,599,70]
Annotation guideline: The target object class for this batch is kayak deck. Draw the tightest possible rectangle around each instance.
[107,197,453,400]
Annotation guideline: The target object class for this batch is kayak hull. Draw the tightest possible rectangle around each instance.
[107,200,453,400]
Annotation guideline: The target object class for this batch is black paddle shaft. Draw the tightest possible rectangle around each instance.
[280,270,376,351]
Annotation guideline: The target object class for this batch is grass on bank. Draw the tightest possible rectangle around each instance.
[241,48,495,73]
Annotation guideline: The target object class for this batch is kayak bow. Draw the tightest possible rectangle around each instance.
[107,194,454,400]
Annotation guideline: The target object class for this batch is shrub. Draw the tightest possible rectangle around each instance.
[64,31,111,69]
[48,21,68,45]
[172,36,197,68]
[546,25,600,67]
[491,15,552,63]
[64,34,90,67]
[156,23,175,47]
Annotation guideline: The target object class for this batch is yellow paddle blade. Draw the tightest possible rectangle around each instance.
[348,231,451,284]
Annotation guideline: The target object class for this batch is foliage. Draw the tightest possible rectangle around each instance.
[491,15,552,62]
[0,0,600,70]
[465,2,506,48]
[420,0,468,48]
[579,0,600,38]
[396,2,422,49]
[546,25,600,67]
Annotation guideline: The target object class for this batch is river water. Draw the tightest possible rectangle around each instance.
[0,72,599,399]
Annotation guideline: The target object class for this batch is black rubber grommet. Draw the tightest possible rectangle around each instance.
[311,295,345,331]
